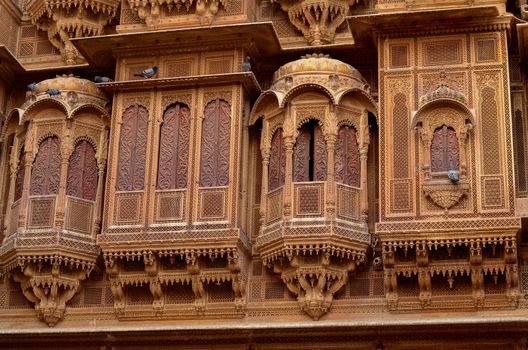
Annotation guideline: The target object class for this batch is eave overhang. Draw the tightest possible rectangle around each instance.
[71,22,282,67]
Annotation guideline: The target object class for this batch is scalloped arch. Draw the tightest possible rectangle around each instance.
[281,83,335,108]
[412,99,476,128]
[22,98,69,123]
[0,108,24,141]
[70,103,110,120]
[335,88,378,119]
[250,90,282,125]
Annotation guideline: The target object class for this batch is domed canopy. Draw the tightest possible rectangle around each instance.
[35,74,107,100]
[272,53,365,83]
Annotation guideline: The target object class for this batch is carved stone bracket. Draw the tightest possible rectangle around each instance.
[269,0,362,45]
[127,0,229,28]
[423,180,470,210]
[271,250,362,320]
[26,0,119,64]
[11,259,91,326]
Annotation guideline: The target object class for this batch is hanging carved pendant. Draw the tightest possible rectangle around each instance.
[270,0,363,45]
[26,0,119,64]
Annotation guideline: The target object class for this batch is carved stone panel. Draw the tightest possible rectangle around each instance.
[269,128,285,191]
[199,99,231,187]
[116,105,149,191]
[431,125,460,173]
[30,136,61,196]
[66,140,98,201]
[14,147,25,201]
[335,125,360,187]
[157,103,191,190]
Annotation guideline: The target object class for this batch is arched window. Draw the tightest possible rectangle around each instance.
[14,146,25,201]
[30,136,61,196]
[431,125,459,174]
[335,125,360,187]
[116,104,148,191]
[200,99,231,187]
[269,128,285,191]
[293,120,326,182]
[157,103,190,190]
[66,140,98,201]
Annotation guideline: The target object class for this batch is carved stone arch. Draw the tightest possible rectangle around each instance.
[30,135,61,196]
[335,88,378,120]
[336,116,360,135]
[412,99,476,129]
[0,108,24,142]
[250,91,283,125]
[281,84,336,108]
[157,102,191,190]
[116,104,149,192]
[70,104,110,120]
[265,120,285,152]
[22,98,69,123]
[66,139,98,201]
[72,136,98,153]
[199,98,231,187]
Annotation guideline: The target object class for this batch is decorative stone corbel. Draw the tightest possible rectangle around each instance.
[382,245,398,310]
[415,243,431,307]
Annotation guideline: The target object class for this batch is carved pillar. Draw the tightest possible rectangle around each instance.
[359,112,370,222]
[325,133,336,218]
[469,241,484,306]
[54,125,73,229]
[18,125,36,229]
[283,135,294,219]
[416,242,431,307]
[259,148,270,226]
[458,123,472,179]
[3,137,21,235]
[382,244,398,310]
[418,127,432,181]
[93,128,108,235]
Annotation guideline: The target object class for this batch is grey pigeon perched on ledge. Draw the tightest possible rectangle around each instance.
[94,76,113,83]
[46,88,61,96]
[27,82,38,91]
[448,169,460,183]
[134,66,158,78]
[242,56,251,72]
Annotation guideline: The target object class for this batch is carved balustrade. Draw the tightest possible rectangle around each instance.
[0,75,110,326]
[252,54,377,319]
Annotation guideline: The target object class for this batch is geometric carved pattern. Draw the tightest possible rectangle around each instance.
[66,140,98,201]
[483,177,503,208]
[266,188,283,224]
[391,180,411,212]
[65,197,93,234]
[117,104,149,191]
[28,197,55,228]
[390,44,409,68]
[431,125,459,173]
[476,39,497,63]
[295,183,323,216]
[155,191,183,221]
[199,189,227,220]
[480,87,500,175]
[269,128,285,191]
[423,40,462,66]
[293,122,326,182]
[199,99,231,187]
[30,136,61,196]
[335,125,360,187]
[157,103,190,190]
[337,184,359,220]
[392,93,409,179]
[514,110,527,193]
[115,193,141,224]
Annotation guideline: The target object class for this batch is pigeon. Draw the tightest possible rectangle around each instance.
[46,88,61,96]
[447,169,460,183]
[133,66,158,78]
[242,56,251,72]
[94,76,113,83]
[27,82,38,91]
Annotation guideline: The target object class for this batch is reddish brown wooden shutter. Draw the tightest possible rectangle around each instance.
[200,99,231,187]
[269,129,286,191]
[335,125,360,187]
[431,125,459,173]
[293,122,326,182]
[116,104,148,191]
[66,140,98,201]
[30,136,61,196]
[14,147,25,201]
[157,103,191,190]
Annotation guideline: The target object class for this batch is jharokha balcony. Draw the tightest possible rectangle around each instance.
[252,54,377,319]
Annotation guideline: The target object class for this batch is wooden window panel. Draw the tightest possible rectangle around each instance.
[66,140,98,201]
[30,136,61,196]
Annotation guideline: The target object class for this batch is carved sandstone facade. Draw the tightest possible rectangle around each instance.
[1,0,528,349]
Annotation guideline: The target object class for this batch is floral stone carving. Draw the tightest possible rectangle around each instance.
[269,0,363,45]
[423,180,470,209]
[127,0,229,27]
[26,0,119,64]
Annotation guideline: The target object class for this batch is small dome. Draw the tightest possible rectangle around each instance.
[35,74,106,99]
[272,53,364,84]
